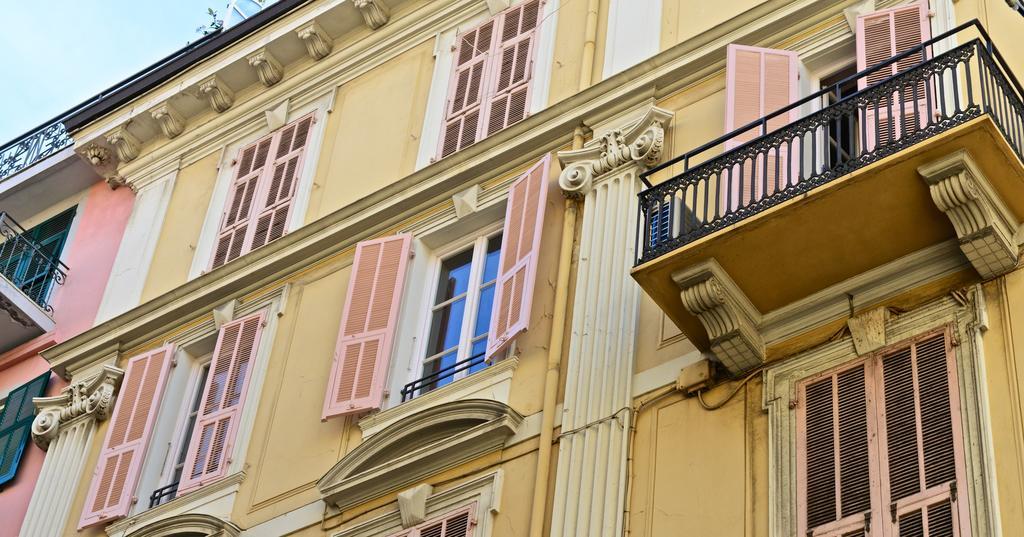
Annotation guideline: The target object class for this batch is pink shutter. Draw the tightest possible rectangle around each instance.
[723,44,799,212]
[387,504,476,537]
[438,20,497,159]
[875,332,969,536]
[486,155,550,359]
[796,362,880,537]
[177,312,266,494]
[250,114,314,249]
[79,345,175,528]
[323,234,412,418]
[485,0,542,137]
[856,1,930,150]
[211,136,274,268]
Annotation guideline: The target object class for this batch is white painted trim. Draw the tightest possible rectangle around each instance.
[631,350,703,396]
[602,0,662,79]
[529,0,559,115]
[105,472,245,537]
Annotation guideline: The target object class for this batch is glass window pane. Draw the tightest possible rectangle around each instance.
[473,283,495,338]
[422,349,460,392]
[483,235,502,283]
[425,298,466,357]
[435,248,474,302]
[469,338,489,373]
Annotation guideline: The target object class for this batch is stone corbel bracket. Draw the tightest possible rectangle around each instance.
[105,125,142,163]
[674,259,765,375]
[557,106,673,196]
[297,20,333,60]
[198,74,236,113]
[31,365,124,450]
[247,48,284,87]
[151,101,186,139]
[354,0,391,30]
[918,149,1020,279]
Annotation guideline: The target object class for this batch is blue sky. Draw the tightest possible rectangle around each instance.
[0,0,224,143]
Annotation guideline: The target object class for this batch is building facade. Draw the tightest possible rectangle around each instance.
[2,0,1024,536]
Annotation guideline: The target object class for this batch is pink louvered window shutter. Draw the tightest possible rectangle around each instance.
[177,312,266,494]
[438,20,497,159]
[212,136,274,268]
[79,346,175,529]
[323,234,413,419]
[723,44,800,212]
[876,332,970,537]
[856,1,931,150]
[486,155,550,359]
[484,0,542,137]
[387,504,477,537]
[250,114,314,250]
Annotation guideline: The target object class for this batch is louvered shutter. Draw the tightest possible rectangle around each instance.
[486,156,550,359]
[388,504,476,537]
[79,346,174,528]
[212,136,273,268]
[856,1,931,150]
[178,312,265,494]
[250,114,313,250]
[797,363,879,537]
[0,372,49,486]
[876,333,968,537]
[485,0,541,137]
[723,44,800,212]
[323,234,412,419]
[438,20,496,159]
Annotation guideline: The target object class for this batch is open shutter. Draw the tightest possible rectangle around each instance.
[212,136,274,268]
[79,346,174,528]
[438,20,496,159]
[486,155,550,359]
[724,44,800,211]
[251,115,314,250]
[178,312,265,494]
[323,234,412,419]
[876,332,969,536]
[856,1,931,150]
[388,504,476,537]
[485,0,542,137]
[0,372,49,486]
[797,363,879,537]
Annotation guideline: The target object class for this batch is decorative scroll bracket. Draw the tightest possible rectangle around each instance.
[31,365,124,451]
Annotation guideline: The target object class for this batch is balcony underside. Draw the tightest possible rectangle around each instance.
[0,276,54,353]
[633,116,1024,353]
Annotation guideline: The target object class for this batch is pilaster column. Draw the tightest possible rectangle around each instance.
[551,105,671,537]
[20,366,123,537]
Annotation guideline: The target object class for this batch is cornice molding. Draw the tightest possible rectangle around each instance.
[31,364,123,450]
[105,125,142,163]
[151,102,186,139]
[355,0,391,30]
[296,20,333,60]
[116,514,241,537]
[198,74,236,113]
[247,48,284,87]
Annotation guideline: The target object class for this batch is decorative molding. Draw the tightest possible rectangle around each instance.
[842,0,875,33]
[105,125,142,162]
[354,0,391,30]
[674,259,764,374]
[452,184,481,219]
[846,306,887,356]
[397,484,434,528]
[105,472,247,537]
[297,20,333,60]
[198,75,235,113]
[318,399,522,511]
[0,294,34,328]
[115,514,241,537]
[918,150,1019,279]
[247,48,284,87]
[557,106,672,196]
[31,364,123,450]
[151,102,186,139]
[265,99,291,131]
[483,0,510,15]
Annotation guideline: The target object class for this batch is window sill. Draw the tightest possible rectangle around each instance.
[359,357,519,439]
[105,472,245,537]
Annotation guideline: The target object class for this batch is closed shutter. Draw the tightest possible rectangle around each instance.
[178,312,265,494]
[0,372,49,486]
[723,44,800,211]
[251,115,314,249]
[323,234,412,419]
[79,346,174,528]
[486,156,550,359]
[213,136,273,268]
[388,504,476,537]
[856,1,931,150]
[485,0,542,137]
[798,363,878,537]
[438,20,496,158]
[876,333,968,536]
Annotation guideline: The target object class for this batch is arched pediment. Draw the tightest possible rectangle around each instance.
[317,399,522,511]
[121,513,241,537]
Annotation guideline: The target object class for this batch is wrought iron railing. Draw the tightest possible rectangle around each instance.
[400,352,488,402]
[0,120,73,183]
[636,20,1024,266]
[0,213,69,313]
[149,481,179,508]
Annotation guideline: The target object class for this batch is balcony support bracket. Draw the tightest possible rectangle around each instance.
[918,150,1020,279]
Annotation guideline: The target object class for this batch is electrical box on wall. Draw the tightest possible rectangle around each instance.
[676,358,716,395]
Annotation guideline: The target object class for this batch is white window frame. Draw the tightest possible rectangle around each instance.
[160,358,212,495]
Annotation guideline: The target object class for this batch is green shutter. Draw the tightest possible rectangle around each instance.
[0,207,75,306]
[0,372,50,486]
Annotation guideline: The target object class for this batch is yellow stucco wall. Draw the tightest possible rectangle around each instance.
[660,0,767,53]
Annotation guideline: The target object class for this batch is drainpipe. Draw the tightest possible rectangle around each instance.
[527,126,584,537]
[579,0,601,91]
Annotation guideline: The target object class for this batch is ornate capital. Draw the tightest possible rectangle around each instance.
[557,106,672,196]
[354,0,391,30]
[198,74,235,113]
[918,150,1019,279]
[105,125,141,163]
[31,365,124,450]
[297,20,333,60]
[247,48,284,87]
[151,102,186,139]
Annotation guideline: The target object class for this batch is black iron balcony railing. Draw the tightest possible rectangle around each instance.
[0,120,73,183]
[0,213,68,313]
[636,20,1024,266]
[148,481,179,508]
[400,352,488,402]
